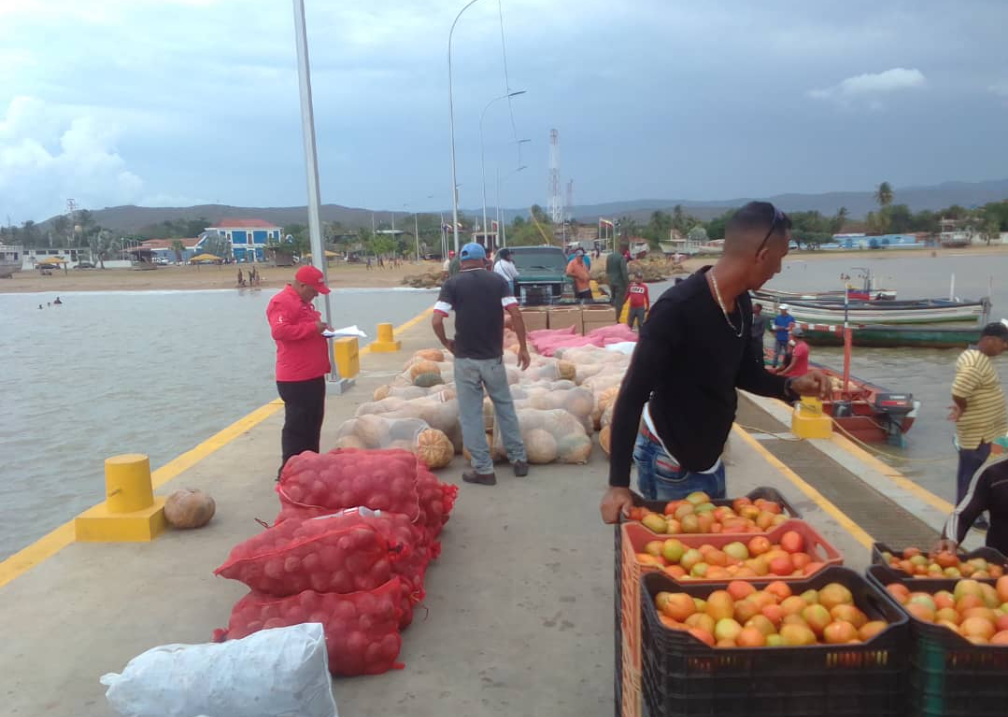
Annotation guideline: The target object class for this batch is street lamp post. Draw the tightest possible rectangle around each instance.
[496,164,526,248]
[447,0,485,256]
[480,90,525,249]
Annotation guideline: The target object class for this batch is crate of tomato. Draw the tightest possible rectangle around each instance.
[641,567,909,716]
[866,565,1008,717]
[871,542,1006,581]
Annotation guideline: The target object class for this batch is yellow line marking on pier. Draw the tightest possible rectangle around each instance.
[732,424,875,549]
[829,434,954,514]
[0,401,283,590]
[1,306,436,590]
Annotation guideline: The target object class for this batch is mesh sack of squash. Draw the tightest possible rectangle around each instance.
[492,408,593,465]
[332,415,428,452]
[591,385,621,429]
[276,449,420,521]
[384,398,464,455]
[215,514,403,597]
[513,386,596,434]
[214,577,404,676]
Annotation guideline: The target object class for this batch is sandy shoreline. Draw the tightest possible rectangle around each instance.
[2,245,1005,293]
[0,261,435,294]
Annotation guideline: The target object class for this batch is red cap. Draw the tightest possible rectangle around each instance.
[294,265,330,294]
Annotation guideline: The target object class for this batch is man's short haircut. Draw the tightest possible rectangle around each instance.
[726,201,792,242]
[980,322,1008,341]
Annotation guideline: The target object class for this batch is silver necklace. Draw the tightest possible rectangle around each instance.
[710,270,744,338]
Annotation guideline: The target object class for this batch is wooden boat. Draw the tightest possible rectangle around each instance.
[761,296,985,325]
[754,269,896,303]
[763,348,918,444]
[795,321,982,349]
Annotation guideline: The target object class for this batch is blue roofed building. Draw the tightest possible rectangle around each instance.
[204,218,283,261]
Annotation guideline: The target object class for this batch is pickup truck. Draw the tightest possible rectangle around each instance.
[508,246,574,306]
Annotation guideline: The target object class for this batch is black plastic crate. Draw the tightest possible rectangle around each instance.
[641,567,908,716]
[871,541,1007,576]
[865,565,1008,717]
[624,486,802,523]
[867,549,1001,588]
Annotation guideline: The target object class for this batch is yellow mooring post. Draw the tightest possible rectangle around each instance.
[369,322,401,352]
[74,454,167,542]
[791,396,833,440]
[333,336,360,378]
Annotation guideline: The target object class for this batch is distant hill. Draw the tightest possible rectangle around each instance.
[39,178,1008,233]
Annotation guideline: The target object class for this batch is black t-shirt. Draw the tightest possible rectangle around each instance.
[608,268,790,482]
[944,455,1008,554]
[435,268,516,360]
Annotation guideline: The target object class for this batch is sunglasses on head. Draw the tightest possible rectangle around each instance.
[756,205,786,256]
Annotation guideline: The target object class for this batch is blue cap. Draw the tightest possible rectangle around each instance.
[460,242,486,260]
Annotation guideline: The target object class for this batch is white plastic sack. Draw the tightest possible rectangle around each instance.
[100,623,338,717]
[605,341,637,355]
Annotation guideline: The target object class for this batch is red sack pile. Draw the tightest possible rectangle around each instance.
[276,449,420,520]
[214,513,405,596]
[416,466,459,542]
[214,578,404,676]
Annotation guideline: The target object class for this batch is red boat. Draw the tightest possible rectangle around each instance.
[763,349,919,445]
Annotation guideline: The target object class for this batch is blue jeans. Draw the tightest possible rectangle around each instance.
[772,339,788,368]
[633,429,726,501]
[956,442,991,504]
[454,356,527,474]
[627,307,646,330]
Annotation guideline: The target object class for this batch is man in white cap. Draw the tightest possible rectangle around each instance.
[432,242,531,485]
[771,304,795,368]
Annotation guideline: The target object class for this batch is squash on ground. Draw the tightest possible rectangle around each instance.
[525,428,559,464]
[409,360,441,380]
[415,428,454,469]
[164,488,216,529]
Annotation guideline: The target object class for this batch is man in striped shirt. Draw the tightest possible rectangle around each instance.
[949,322,1008,510]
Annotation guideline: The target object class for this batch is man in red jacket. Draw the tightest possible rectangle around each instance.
[267,265,333,478]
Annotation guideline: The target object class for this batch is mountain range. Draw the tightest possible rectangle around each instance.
[41,178,1008,233]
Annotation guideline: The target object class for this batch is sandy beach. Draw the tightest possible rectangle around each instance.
[2,245,1005,293]
[0,260,437,294]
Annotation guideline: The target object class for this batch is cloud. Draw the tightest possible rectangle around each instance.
[809,68,926,105]
[990,81,1008,98]
[0,96,144,221]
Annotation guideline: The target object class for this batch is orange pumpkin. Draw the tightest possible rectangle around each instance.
[409,360,441,380]
[164,488,215,529]
[415,428,454,469]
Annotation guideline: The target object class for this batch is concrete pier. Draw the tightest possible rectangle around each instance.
[0,310,978,717]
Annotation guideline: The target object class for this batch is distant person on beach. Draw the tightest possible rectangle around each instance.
[38,304,43,310]
[237,268,244,287]
[606,243,630,319]
[750,302,767,365]
[625,270,649,330]
[54,297,62,305]
[432,242,530,486]
[771,304,795,368]
[267,265,333,480]
[948,322,1008,517]
[600,202,829,520]
[366,257,372,270]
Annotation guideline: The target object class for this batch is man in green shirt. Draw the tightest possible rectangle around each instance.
[606,243,630,318]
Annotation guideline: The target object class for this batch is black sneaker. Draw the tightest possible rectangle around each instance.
[974,515,990,530]
[512,460,529,477]
[462,470,497,486]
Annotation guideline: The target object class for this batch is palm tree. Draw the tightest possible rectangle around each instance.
[170,239,185,264]
[875,182,893,208]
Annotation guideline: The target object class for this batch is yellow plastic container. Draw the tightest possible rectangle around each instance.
[332,337,360,379]
[791,397,833,439]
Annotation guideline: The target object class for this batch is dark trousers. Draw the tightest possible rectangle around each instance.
[751,336,765,366]
[956,441,991,504]
[276,376,326,475]
[611,283,627,319]
[627,306,646,330]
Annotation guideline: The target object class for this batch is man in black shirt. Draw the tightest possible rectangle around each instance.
[936,454,1008,555]
[600,202,829,522]
[432,242,531,486]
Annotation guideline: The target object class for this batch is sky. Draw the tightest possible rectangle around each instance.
[1,0,1007,223]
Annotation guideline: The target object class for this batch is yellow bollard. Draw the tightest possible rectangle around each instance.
[369,321,402,353]
[791,397,833,439]
[333,337,360,378]
[74,453,166,542]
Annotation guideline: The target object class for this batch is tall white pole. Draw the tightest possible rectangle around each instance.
[291,0,330,328]
[448,0,483,256]
[495,166,501,250]
[480,91,524,251]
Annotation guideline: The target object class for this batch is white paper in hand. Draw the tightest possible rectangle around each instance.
[323,325,367,339]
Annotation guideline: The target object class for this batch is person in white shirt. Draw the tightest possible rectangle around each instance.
[493,248,520,294]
